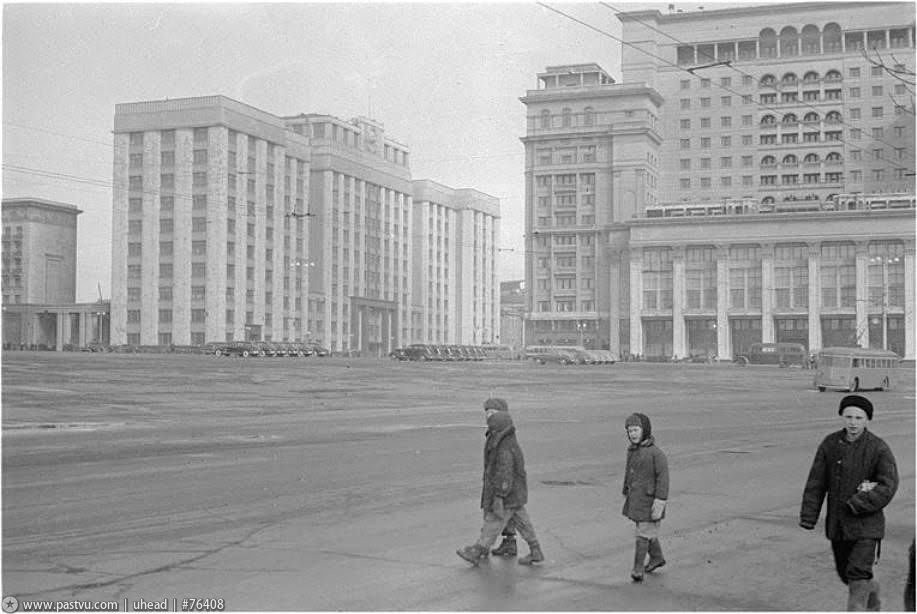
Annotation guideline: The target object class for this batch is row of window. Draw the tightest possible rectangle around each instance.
[535,214,596,226]
[675,24,913,65]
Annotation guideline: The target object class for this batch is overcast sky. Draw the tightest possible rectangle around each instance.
[2,1,692,301]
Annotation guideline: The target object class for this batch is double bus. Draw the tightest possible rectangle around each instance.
[813,347,900,392]
[738,342,808,366]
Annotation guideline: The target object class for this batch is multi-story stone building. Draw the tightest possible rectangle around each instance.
[412,180,500,345]
[521,2,916,361]
[112,96,311,347]
[283,113,413,354]
[2,198,109,349]
[111,96,499,354]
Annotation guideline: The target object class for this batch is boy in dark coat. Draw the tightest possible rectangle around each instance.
[800,395,898,611]
[457,405,544,566]
[622,412,669,582]
[483,398,519,558]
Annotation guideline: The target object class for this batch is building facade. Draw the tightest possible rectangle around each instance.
[2,198,110,349]
[412,181,500,345]
[111,96,499,354]
[284,113,414,355]
[521,2,916,361]
[112,96,312,347]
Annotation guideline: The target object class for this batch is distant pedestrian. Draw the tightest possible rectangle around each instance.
[800,395,899,611]
[904,538,915,611]
[457,399,544,566]
[482,398,518,558]
[622,412,669,582]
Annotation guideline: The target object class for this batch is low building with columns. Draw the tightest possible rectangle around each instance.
[2,197,110,350]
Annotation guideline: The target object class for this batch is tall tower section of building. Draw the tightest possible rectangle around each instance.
[412,181,500,345]
[2,198,81,305]
[112,96,311,346]
[618,2,915,204]
[284,114,413,355]
[520,64,662,352]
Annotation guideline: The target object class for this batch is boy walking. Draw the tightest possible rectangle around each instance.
[800,395,898,611]
[622,412,669,582]
[457,399,544,566]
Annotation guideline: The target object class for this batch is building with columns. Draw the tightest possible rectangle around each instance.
[521,1,916,360]
[412,180,500,345]
[2,197,110,350]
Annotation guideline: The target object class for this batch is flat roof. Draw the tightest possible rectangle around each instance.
[2,197,83,215]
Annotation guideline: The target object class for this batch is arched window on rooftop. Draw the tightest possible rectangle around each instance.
[804,153,819,164]
[782,113,798,124]
[762,155,777,166]
[760,28,777,58]
[762,196,776,204]
[782,154,798,165]
[760,74,777,87]
[825,110,842,123]
[802,25,821,54]
[823,23,842,53]
[826,152,842,163]
[780,26,799,56]
[761,114,776,125]
[825,70,842,82]
[782,72,798,85]
[803,71,819,83]
[803,111,820,123]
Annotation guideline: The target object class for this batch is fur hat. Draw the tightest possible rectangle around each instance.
[483,398,509,412]
[839,395,874,420]
[625,412,652,439]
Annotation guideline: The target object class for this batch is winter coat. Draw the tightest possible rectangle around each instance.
[622,435,669,522]
[480,412,528,512]
[800,428,898,541]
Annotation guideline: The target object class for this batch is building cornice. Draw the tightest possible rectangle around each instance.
[520,84,664,107]
[616,2,910,23]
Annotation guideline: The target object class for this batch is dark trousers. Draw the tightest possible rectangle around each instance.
[832,538,879,584]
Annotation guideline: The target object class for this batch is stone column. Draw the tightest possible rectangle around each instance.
[905,240,915,360]
[761,243,775,344]
[629,247,643,357]
[807,242,822,352]
[55,312,64,351]
[607,248,623,359]
[672,245,686,359]
[855,241,869,348]
[716,245,730,360]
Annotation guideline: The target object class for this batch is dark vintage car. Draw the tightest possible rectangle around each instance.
[389,348,410,361]
[306,343,331,357]
[214,341,258,357]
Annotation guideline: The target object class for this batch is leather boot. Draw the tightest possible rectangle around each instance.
[456,544,488,566]
[631,537,650,582]
[847,579,871,611]
[645,538,666,573]
[491,536,517,557]
[865,579,881,612]
[518,541,544,565]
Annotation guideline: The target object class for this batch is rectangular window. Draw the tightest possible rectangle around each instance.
[700,117,711,128]
[721,116,732,128]
[849,87,861,98]
[721,96,731,106]
[872,85,883,97]
[872,106,884,118]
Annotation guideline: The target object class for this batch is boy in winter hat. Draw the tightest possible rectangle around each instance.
[622,412,669,582]
[800,394,898,611]
[457,406,544,566]
[483,398,518,558]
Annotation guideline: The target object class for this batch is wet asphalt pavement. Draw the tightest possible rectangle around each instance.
[2,352,914,610]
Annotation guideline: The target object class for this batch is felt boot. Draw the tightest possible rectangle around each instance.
[847,579,871,611]
[645,538,666,573]
[631,537,650,582]
[491,536,517,557]
[518,542,544,565]
[456,544,488,566]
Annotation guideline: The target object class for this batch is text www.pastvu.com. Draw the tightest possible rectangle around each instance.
[8,599,119,612]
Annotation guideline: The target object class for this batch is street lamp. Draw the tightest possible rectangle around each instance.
[575,320,587,347]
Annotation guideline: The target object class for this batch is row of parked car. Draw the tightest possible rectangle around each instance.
[390,344,492,362]
[524,345,617,365]
[209,341,330,358]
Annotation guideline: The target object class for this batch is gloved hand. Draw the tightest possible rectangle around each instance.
[651,498,666,520]
[492,496,505,519]
[799,519,816,530]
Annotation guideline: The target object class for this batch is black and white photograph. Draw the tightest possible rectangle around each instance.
[2,1,915,611]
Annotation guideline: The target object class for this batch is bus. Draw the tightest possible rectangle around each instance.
[813,347,900,392]
[740,342,808,366]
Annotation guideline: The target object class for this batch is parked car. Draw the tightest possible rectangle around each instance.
[389,347,410,361]
[306,343,331,357]
[524,346,577,365]
[217,341,258,357]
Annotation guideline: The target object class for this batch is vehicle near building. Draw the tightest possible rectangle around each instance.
[736,342,807,367]
[214,341,258,357]
[524,345,578,365]
[813,347,900,392]
[306,343,331,357]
